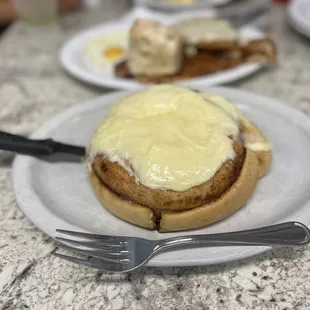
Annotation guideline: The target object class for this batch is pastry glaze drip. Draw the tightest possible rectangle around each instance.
[202,92,271,152]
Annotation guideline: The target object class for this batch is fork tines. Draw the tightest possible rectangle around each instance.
[54,229,131,270]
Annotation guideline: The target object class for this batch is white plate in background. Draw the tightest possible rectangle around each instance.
[60,7,266,90]
[288,0,310,38]
[134,0,232,11]
[13,87,310,267]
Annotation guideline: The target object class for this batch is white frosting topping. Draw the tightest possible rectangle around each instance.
[89,85,241,191]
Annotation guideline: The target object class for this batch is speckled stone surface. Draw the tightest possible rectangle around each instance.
[1,1,310,309]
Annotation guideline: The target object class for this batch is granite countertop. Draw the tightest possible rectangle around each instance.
[1,1,310,309]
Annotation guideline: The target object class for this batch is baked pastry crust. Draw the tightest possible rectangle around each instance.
[92,140,244,211]
[89,116,272,232]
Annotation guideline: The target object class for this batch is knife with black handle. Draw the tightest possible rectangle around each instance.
[0,131,85,157]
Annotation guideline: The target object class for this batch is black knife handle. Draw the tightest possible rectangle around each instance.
[0,131,56,156]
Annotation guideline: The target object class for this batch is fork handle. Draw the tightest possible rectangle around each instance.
[156,222,310,251]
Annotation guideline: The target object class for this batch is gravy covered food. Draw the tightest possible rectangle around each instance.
[115,18,277,83]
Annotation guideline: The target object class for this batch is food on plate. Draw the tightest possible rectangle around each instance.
[127,19,183,76]
[243,38,277,65]
[115,38,276,83]
[177,18,239,50]
[84,32,128,71]
[87,85,272,232]
[114,18,277,83]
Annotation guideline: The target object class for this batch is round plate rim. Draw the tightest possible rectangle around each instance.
[133,0,232,10]
[287,0,310,38]
[12,86,310,267]
[59,14,263,90]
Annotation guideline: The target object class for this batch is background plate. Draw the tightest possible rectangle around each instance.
[13,87,310,267]
[133,0,232,11]
[288,0,310,39]
[60,7,264,90]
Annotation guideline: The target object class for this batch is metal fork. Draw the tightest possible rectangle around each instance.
[54,221,310,272]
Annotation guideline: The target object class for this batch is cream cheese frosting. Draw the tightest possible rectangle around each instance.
[89,85,245,191]
[201,92,272,152]
[239,115,272,152]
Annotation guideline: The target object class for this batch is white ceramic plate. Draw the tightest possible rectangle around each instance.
[60,7,265,90]
[134,0,232,11]
[13,87,310,267]
[288,0,310,38]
